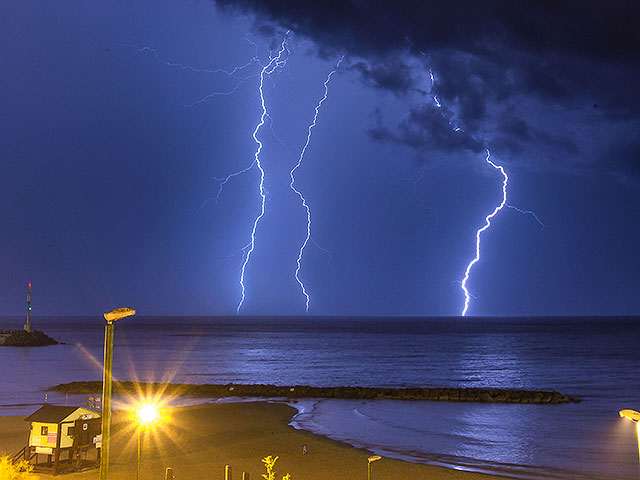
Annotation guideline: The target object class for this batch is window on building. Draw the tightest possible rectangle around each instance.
[41,426,48,435]
[67,426,75,436]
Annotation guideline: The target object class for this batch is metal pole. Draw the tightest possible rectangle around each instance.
[99,321,114,480]
[24,282,32,332]
[225,464,232,480]
[635,422,640,463]
[136,430,141,480]
[636,422,640,477]
[165,467,174,480]
[242,473,249,480]
[367,462,371,480]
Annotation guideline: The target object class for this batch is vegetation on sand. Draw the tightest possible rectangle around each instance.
[0,456,36,480]
[261,455,292,480]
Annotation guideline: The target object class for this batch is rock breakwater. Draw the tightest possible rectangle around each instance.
[50,381,580,404]
[0,329,59,347]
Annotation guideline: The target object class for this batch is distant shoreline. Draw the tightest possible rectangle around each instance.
[49,381,580,404]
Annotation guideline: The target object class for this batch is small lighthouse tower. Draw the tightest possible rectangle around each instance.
[24,282,32,333]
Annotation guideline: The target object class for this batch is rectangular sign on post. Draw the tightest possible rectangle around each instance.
[35,447,53,455]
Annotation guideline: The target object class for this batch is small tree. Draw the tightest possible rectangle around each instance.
[0,456,36,480]
[261,455,291,480]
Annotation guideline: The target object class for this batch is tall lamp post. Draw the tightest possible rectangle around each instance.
[99,307,136,480]
[619,409,640,475]
[367,455,381,480]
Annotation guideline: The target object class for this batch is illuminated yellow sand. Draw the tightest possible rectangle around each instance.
[0,402,507,479]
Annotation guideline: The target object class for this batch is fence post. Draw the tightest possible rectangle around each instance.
[225,464,232,480]
[165,467,174,480]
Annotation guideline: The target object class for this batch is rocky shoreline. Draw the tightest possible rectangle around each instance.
[50,381,580,404]
[0,329,59,347]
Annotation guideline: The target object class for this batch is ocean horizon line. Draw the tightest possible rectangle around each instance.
[2,313,639,320]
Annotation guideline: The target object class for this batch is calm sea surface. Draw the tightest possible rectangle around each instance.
[0,316,638,479]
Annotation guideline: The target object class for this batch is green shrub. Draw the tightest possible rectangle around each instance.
[0,456,36,480]
[261,455,291,480]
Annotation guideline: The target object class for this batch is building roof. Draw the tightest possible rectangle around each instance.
[24,405,84,423]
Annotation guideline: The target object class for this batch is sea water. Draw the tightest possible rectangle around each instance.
[0,316,638,479]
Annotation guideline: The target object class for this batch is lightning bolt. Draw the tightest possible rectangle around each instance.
[123,42,262,108]
[266,113,293,157]
[507,205,545,231]
[200,161,257,210]
[124,38,269,214]
[309,237,335,274]
[423,62,542,316]
[126,34,326,314]
[460,149,507,316]
[124,44,259,75]
[289,55,344,313]
[236,32,291,313]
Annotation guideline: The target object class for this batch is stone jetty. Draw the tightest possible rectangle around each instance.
[50,381,580,404]
[0,329,59,347]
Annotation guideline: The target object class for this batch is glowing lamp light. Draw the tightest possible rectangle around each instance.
[104,307,136,324]
[619,409,640,422]
[134,402,161,428]
[131,400,166,480]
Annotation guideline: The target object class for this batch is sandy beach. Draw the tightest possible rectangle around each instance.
[0,401,508,480]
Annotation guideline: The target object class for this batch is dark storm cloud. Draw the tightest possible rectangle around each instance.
[214,0,640,118]
[605,137,640,186]
[492,107,578,155]
[369,104,484,155]
[214,0,640,180]
[214,0,640,62]
[352,58,418,94]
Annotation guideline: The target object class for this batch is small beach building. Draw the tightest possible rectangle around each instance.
[21,405,101,474]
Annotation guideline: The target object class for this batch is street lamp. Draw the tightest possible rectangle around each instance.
[367,455,381,480]
[619,409,640,468]
[133,401,161,480]
[99,307,136,480]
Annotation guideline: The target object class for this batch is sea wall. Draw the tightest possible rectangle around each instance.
[50,381,580,404]
[0,330,58,347]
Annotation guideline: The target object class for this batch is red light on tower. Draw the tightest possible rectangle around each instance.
[28,282,32,288]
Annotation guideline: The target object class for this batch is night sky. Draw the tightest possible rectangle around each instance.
[2,1,639,317]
